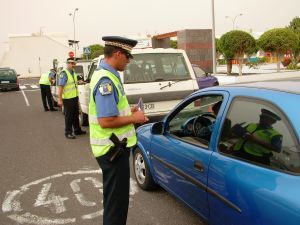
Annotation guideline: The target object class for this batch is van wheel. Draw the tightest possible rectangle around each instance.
[80,112,89,126]
[133,148,157,190]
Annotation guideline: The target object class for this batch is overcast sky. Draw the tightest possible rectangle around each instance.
[0,0,299,59]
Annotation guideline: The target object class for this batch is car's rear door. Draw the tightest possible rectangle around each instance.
[207,95,300,225]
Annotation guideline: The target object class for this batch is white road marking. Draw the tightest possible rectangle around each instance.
[2,190,23,212]
[21,88,30,106]
[8,213,76,224]
[2,169,139,224]
[31,85,39,89]
[20,85,26,89]
[81,211,102,220]
[34,183,68,214]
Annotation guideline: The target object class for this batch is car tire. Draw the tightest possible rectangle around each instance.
[14,86,20,91]
[213,81,219,86]
[133,148,157,190]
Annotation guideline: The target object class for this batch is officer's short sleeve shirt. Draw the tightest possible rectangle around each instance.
[94,77,119,118]
[58,71,68,86]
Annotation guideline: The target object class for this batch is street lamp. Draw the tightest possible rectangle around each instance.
[69,8,79,57]
[226,13,243,30]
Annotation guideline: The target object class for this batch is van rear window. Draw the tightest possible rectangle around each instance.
[124,53,190,84]
[74,66,84,76]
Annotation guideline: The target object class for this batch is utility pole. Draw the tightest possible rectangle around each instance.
[211,0,216,74]
[69,8,79,57]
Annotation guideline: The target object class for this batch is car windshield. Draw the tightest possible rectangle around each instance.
[124,53,190,84]
[193,65,206,78]
[0,69,16,77]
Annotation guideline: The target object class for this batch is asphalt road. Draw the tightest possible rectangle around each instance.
[0,79,205,225]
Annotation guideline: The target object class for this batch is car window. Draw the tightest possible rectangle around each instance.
[86,63,97,82]
[193,66,206,78]
[124,53,190,84]
[74,65,84,77]
[168,95,223,148]
[218,97,300,174]
[0,69,16,77]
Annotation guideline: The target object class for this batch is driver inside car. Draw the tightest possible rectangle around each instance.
[196,101,222,139]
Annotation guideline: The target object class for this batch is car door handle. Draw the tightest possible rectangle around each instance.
[194,160,204,173]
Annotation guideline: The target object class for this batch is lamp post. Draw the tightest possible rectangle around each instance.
[69,8,79,57]
[226,13,243,30]
[211,0,216,74]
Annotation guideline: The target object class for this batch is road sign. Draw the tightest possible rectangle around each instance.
[69,51,75,58]
[83,47,91,55]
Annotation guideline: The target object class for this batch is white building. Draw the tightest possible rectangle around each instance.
[0,33,74,78]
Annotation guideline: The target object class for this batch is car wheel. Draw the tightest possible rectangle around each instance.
[133,148,157,190]
[14,86,20,91]
[213,81,219,86]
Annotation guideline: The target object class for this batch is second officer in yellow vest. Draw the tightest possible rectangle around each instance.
[39,69,57,111]
[57,58,86,139]
[89,36,148,225]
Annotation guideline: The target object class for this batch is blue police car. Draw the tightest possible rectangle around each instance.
[133,80,300,225]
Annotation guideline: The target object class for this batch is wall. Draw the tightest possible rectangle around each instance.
[0,35,72,77]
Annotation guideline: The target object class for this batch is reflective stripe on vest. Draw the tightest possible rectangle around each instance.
[39,72,51,85]
[88,106,131,123]
[90,129,136,146]
[233,123,280,157]
[88,69,137,158]
[62,69,78,99]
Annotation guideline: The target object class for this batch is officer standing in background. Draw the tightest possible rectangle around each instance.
[232,108,282,165]
[89,36,148,225]
[57,58,86,139]
[39,69,57,111]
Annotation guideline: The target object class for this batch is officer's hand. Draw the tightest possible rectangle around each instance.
[58,99,63,107]
[132,111,148,124]
[131,105,139,113]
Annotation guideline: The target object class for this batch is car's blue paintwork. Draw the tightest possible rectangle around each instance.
[134,82,300,225]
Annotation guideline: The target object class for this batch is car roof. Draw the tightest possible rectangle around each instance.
[131,48,185,54]
[225,80,300,94]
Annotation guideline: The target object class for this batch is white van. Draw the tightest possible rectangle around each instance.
[78,48,199,123]
[51,60,92,103]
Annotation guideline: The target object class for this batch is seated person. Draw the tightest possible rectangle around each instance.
[197,101,223,139]
[231,109,282,166]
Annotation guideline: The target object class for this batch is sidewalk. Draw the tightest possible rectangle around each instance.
[216,63,300,85]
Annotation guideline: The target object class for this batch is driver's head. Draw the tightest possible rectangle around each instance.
[212,101,222,116]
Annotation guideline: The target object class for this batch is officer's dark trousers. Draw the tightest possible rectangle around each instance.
[40,84,54,110]
[62,97,81,135]
[96,150,130,225]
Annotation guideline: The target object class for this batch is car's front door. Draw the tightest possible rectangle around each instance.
[150,92,227,219]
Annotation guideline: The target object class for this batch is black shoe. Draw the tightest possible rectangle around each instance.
[65,134,76,139]
[50,108,57,111]
[44,108,49,111]
[75,130,86,135]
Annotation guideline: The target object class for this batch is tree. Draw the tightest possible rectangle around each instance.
[287,17,300,61]
[89,44,104,59]
[219,30,257,76]
[257,28,298,72]
[215,38,222,65]
[170,40,177,49]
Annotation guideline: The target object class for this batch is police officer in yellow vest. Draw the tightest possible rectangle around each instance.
[232,109,282,165]
[39,69,57,111]
[57,58,86,139]
[89,36,148,225]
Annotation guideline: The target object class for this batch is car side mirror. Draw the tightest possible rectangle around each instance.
[151,122,164,135]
